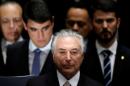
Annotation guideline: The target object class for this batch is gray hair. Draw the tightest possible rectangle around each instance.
[51,29,85,53]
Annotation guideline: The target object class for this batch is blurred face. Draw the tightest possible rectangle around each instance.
[92,10,120,44]
[0,3,23,42]
[66,8,91,38]
[53,37,84,79]
[25,19,53,48]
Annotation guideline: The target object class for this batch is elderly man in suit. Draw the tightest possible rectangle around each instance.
[6,0,55,76]
[0,0,25,75]
[26,29,102,86]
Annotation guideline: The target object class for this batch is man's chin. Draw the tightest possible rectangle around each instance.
[98,37,111,44]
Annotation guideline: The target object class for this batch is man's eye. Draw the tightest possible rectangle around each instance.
[70,49,80,56]
[42,25,50,31]
[95,19,103,24]
[106,19,114,23]
[59,51,66,55]
[77,22,85,28]
[42,27,48,31]
[30,28,37,31]
[1,20,9,24]
[66,20,75,27]
[14,18,22,23]
[70,51,78,55]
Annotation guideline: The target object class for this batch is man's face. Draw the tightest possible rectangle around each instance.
[0,3,23,42]
[53,37,84,79]
[66,8,91,38]
[25,19,53,48]
[92,10,120,43]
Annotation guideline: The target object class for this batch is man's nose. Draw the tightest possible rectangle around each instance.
[66,52,71,61]
[102,21,108,28]
[38,30,44,39]
[73,23,79,31]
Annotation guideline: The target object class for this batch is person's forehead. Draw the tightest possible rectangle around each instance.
[94,10,116,16]
[93,10,116,19]
[27,19,50,25]
[56,37,80,46]
[68,8,88,17]
[0,3,22,17]
[1,2,22,11]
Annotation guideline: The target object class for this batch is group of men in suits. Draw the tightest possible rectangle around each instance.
[0,0,130,86]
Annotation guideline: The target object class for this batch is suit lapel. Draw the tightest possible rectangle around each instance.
[112,44,130,82]
[47,70,60,86]
[87,42,104,82]
[0,39,6,75]
[13,40,30,75]
[40,51,55,75]
[0,39,4,65]
[22,40,30,74]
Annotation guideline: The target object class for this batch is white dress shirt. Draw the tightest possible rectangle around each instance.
[57,70,80,86]
[96,39,117,78]
[29,36,53,74]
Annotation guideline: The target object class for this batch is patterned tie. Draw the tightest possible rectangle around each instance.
[102,50,112,86]
[63,81,71,86]
[32,48,41,76]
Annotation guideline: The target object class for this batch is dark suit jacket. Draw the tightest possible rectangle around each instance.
[27,70,103,86]
[0,39,6,75]
[6,40,55,76]
[81,40,130,86]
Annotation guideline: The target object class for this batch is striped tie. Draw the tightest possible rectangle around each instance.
[102,50,112,86]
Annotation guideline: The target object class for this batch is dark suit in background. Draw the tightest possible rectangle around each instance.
[0,39,5,75]
[81,40,130,86]
[6,40,55,76]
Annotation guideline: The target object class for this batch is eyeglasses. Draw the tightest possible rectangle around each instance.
[66,20,86,28]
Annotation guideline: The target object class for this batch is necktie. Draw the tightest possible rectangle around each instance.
[102,50,112,86]
[32,48,41,76]
[63,81,71,86]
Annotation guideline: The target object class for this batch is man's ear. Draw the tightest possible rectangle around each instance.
[117,18,121,29]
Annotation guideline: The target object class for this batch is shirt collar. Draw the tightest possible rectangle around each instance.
[1,36,24,50]
[29,35,53,52]
[96,39,117,55]
[57,70,80,86]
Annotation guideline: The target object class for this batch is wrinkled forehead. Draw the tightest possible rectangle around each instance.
[55,37,81,49]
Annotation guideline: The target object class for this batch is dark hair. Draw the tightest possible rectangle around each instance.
[65,1,90,16]
[90,0,120,19]
[23,0,52,23]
